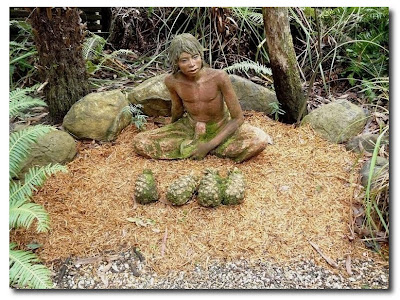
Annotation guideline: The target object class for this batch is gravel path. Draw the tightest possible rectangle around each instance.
[53,249,389,289]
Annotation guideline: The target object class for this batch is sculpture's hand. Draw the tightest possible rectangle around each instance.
[190,142,214,160]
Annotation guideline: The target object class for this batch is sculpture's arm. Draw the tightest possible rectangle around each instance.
[165,75,184,123]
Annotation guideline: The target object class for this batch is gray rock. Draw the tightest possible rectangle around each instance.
[126,73,278,117]
[127,74,171,117]
[63,90,132,141]
[360,157,389,188]
[19,130,76,176]
[302,99,368,143]
[346,133,389,153]
[229,74,278,114]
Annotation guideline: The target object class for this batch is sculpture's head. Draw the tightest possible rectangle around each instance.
[168,33,205,74]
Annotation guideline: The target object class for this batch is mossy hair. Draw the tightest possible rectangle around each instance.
[168,33,205,74]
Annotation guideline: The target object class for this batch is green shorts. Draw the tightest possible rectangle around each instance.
[133,112,270,163]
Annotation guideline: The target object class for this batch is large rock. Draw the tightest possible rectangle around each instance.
[126,73,279,117]
[127,74,171,117]
[19,130,76,176]
[360,156,389,188]
[229,75,278,114]
[346,133,389,153]
[301,99,368,143]
[63,90,132,141]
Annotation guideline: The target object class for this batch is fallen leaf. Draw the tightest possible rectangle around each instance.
[27,243,42,250]
[127,217,156,227]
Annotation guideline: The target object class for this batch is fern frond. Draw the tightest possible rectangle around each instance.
[9,84,46,119]
[10,164,68,208]
[9,243,53,289]
[9,84,40,102]
[224,60,272,76]
[9,201,50,232]
[247,12,264,25]
[83,33,106,60]
[10,96,47,119]
[9,125,55,179]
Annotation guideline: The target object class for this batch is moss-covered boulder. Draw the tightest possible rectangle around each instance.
[63,90,132,141]
[301,99,368,143]
[134,169,159,204]
[126,73,279,117]
[18,129,76,177]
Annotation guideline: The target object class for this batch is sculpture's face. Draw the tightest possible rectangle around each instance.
[177,52,202,77]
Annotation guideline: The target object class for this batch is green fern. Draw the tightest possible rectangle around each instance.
[9,243,53,289]
[9,202,50,233]
[9,85,47,119]
[10,164,67,207]
[9,125,55,179]
[82,32,106,60]
[9,86,67,289]
[224,60,272,76]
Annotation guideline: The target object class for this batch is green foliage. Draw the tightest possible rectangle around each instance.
[9,20,38,89]
[83,33,142,86]
[9,125,55,179]
[9,84,47,119]
[10,164,67,232]
[123,104,148,130]
[9,86,67,289]
[325,7,389,80]
[363,128,389,248]
[82,32,107,61]
[290,7,389,87]
[230,7,269,63]
[269,102,286,120]
[9,243,53,289]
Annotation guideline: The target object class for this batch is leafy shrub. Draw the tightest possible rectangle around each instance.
[322,7,389,81]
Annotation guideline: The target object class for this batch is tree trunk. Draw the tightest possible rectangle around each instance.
[262,7,306,124]
[29,7,89,123]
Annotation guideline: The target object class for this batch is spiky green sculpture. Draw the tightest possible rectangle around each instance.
[166,173,198,206]
[197,168,223,208]
[134,169,159,204]
[222,167,246,205]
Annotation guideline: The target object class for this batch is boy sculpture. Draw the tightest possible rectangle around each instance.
[133,33,270,163]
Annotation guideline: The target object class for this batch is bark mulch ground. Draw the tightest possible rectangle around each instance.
[11,111,387,275]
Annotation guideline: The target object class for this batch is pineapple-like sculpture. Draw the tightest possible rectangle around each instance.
[166,173,198,206]
[134,169,159,204]
[197,168,223,208]
[222,167,246,205]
